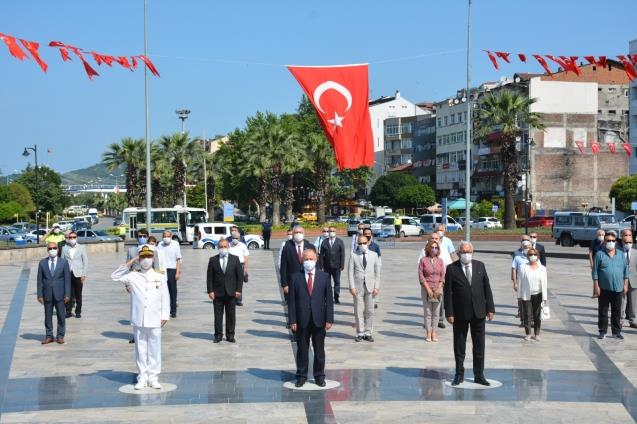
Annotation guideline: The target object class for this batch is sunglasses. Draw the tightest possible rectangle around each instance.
[606,239,617,242]
[48,248,58,251]
[68,236,77,239]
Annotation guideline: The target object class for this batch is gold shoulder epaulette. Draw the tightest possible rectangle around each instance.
[155,269,165,274]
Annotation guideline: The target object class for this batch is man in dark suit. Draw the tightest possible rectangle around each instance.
[37,242,71,344]
[319,226,345,303]
[206,239,244,343]
[529,231,547,267]
[444,241,495,386]
[288,248,334,388]
[280,226,315,306]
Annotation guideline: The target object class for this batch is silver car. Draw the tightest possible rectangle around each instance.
[76,229,121,243]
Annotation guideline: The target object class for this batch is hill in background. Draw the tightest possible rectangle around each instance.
[62,163,125,185]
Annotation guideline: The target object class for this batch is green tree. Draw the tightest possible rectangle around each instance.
[0,182,35,213]
[395,184,436,209]
[609,175,637,212]
[0,201,24,223]
[472,197,504,221]
[15,165,68,215]
[102,137,146,206]
[474,90,544,229]
[370,173,421,208]
[159,133,201,207]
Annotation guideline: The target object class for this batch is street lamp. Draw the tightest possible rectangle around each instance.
[176,109,191,134]
[520,137,535,235]
[22,145,40,243]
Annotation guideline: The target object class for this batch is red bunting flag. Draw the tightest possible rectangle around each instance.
[617,55,637,80]
[591,141,600,155]
[598,56,608,68]
[517,53,527,63]
[136,54,160,77]
[532,54,553,76]
[631,54,637,65]
[495,51,511,63]
[607,142,616,154]
[559,56,581,75]
[287,64,374,170]
[116,56,132,70]
[584,56,596,65]
[0,32,28,61]
[485,50,499,70]
[19,39,48,72]
[575,141,585,154]
[622,143,633,156]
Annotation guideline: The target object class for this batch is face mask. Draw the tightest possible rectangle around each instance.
[231,239,239,246]
[597,236,604,242]
[530,237,537,243]
[48,249,58,258]
[529,255,538,263]
[606,241,616,250]
[303,260,316,272]
[359,244,368,253]
[329,231,336,238]
[294,233,304,243]
[430,248,439,256]
[138,236,147,245]
[140,258,153,270]
[359,229,364,235]
[163,237,171,245]
[625,243,633,251]
[437,231,444,238]
[287,234,293,240]
[219,248,229,257]
[460,253,472,264]
[523,248,530,255]
[323,232,329,237]
[231,231,239,238]
[53,228,60,234]
[67,239,77,247]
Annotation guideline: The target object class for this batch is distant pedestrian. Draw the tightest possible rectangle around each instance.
[228,230,249,306]
[314,227,330,254]
[156,230,182,318]
[588,229,606,269]
[435,224,457,261]
[394,215,401,238]
[280,226,315,310]
[618,229,636,327]
[418,240,445,342]
[418,232,451,328]
[61,231,88,319]
[512,236,532,325]
[350,222,367,253]
[44,224,66,257]
[262,219,272,250]
[278,229,293,270]
[517,247,547,341]
[363,228,383,309]
[529,231,546,267]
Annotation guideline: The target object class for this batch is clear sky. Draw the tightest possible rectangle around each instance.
[1,0,635,174]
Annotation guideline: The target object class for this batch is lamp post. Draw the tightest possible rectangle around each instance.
[464,0,472,242]
[176,109,191,134]
[522,137,535,235]
[22,145,40,243]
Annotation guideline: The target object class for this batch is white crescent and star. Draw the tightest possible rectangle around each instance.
[313,80,352,130]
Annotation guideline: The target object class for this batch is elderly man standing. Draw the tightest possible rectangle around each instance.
[280,226,315,306]
[319,226,345,304]
[228,230,249,306]
[156,230,182,318]
[593,232,629,340]
[348,235,381,342]
[37,242,71,344]
[111,245,170,390]
[444,241,495,386]
[61,231,88,319]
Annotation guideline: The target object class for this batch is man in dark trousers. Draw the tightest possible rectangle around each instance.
[319,226,345,304]
[37,242,71,344]
[280,225,315,310]
[444,241,495,386]
[288,248,334,388]
[206,239,244,343]
[529,231,547,267]
[262,219,272,250]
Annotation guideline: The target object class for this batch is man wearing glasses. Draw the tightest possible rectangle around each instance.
[592,231,629,340]
[61,231,89,319]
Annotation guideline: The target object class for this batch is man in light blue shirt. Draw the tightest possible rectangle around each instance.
[593,232,629,340]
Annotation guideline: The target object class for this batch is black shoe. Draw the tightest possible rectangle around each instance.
[226,337,236,343]
[236,301,243,306]
[213,336,222,343]
[286,324,291,329]
[65,313,73,318]
[334,298,340,304]
[75,313,81,318]
[451,375,464,386]
[315,378,326,387]
[473,376,491,386]
[295,378,306,387]
[365,335,375,342]
[170,313,176,318]
[614,333,625,340]
[354,335,364,342]
[437,322,446,329]
[129,338,135,344]
[374,303,378,309]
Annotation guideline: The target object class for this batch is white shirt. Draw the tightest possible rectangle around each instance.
[440,236,455,257]
[49,257,57,272]
[68,246,76,260]
[229,240,249,263]
[518,263,548,301]
[111,265,170,328]
[156,239,182,269]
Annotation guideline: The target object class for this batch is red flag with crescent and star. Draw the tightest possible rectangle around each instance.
[287,64,374,170]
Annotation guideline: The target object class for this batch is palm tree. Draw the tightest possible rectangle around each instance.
[303,132,335,223]
[475,90,544,228]
[102,138,146,206]
[159,133,199,206]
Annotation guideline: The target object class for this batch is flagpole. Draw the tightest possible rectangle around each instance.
[144,0,152,232]
[464,0,472,242]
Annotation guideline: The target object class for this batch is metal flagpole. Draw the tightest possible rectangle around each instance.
[144,0,152,231]
[464,0,472,242]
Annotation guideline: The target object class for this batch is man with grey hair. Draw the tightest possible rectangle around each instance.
[444,241,495,386]
[618,229,636,327]
[156,230,182,318]
[280,226,315,313]
[589,229,606,269]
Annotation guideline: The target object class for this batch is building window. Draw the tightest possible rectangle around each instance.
[385,124,399,135]
[401,138,412,149]
[437,118,442,127]
[608,110,616,115]
[401,123,412,134]
[458,112,462,123]
[401,154,411,164]
[624,89,629,97]
[451,114,456,124]
[444,116,448,126]
[608,87,616,92]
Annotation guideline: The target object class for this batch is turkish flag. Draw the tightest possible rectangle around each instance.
[287,64,374,170]
[607,142,616,154]
[591,141,600,154]
[575,141,585,154]
[622,143,632,156]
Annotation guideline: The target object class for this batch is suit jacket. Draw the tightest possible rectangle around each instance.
[288,270,334,328]
[348,250,380,292]
[319,237,345,270]
[37,257,71,301]
[111,265,170,328]
[535,242,547,267]
[279,240,315,287]
[207,253,244,297]
[61,243,88,278]
[443,260,495,321]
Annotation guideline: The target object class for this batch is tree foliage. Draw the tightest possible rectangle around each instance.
[14,165,68,214]
[610,175,637,213]
[395,184,436,209]
[370,173,421,207]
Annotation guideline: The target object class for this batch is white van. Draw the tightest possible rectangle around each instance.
[419,214,463,232]
[193,223,264,249]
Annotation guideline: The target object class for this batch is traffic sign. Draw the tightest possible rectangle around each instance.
[492,204,499,213]
[631,201,637,211]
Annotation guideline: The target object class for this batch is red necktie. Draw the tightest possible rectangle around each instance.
[297,244,302,263]
[308,272,313,296]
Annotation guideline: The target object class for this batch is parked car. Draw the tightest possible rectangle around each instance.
[72,221,90,231]
[457,217,474,228]
[193,223,264,250]
[337,216,350,223]
[76,229,121,243]
[396,216,425,238]
[419,214,463,232]
[88,208,99,224]
[53,221,74,232]
[15,230,37,243]
[0,227,26,243]
[113,217,123,226]
[11,222,35,232]
[371,216,395,236]
[472,217,503,229]
[346,219,372,236]
[623,215,637,232]
[525,215,554,228]
[552,211,629,247]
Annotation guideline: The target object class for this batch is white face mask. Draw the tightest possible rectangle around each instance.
[322,232,329,237]
[140,258,153,270]
[53,228,60,234]
[359,244,368,253]
[530,237,537,243]
[597,236,604,242]
[528,255,538,263]
[437,231,444,238]
[358,229,364,235]
[303,260,316,272]
[231,239,239,246]
[460,253,472,264]
[625,243,633,251]
[67,239,77,247]
[287,234,293,240]
[606,241,616,251]
[219,248,229,257]
[48,249,58,258]
[329,231,336,238]
[163,237,171,245]
[294,233,304,243]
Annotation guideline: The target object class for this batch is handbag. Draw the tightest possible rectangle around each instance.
[540,301,550,320]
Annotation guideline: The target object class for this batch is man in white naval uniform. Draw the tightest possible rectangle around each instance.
[111,244,170,390]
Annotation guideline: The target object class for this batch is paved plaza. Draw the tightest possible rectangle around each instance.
[0,239,636,423]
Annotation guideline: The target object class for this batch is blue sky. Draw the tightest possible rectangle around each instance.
[1,0,635,174]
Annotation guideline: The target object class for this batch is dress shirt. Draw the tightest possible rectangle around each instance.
[592,250,628,292]
[156,240,182,269]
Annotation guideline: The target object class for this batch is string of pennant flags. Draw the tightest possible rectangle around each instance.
[0,31,160,79]
[575,141,632,156]
[484,50,637,80]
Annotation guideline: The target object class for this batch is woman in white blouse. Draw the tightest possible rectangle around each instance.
[516,247,548,341]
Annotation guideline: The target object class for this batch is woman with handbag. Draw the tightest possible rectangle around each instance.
[517,247,548,341]
[418,240,446,342]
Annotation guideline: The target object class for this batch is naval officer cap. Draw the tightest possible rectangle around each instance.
[138,244,155,258]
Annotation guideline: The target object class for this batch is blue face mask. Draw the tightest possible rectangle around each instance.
[138,236,148,245]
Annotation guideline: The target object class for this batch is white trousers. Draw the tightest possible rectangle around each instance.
[133,326,162,382]
[354,286,374,336]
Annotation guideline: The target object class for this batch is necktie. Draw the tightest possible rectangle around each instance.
[307,272,313,296]
[363,253,367,269]
[221,256,226,273]
[297,244,302,263]
[330,239,333,248]
[465,265,472,285]
[50,259,55,274]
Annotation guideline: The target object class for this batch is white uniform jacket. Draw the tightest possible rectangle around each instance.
[111,265,170,328]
